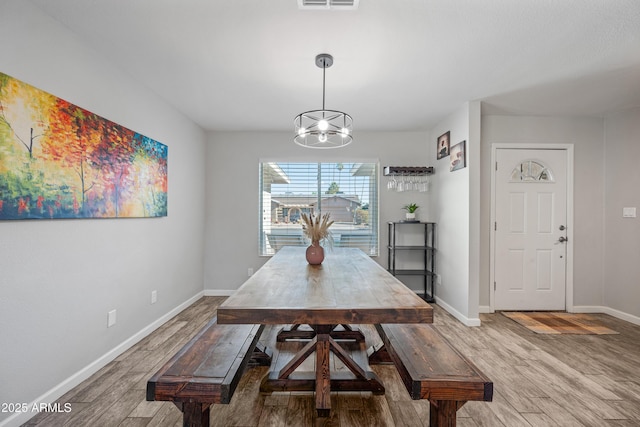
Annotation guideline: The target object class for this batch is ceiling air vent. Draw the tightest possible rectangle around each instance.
[298,0,359,10]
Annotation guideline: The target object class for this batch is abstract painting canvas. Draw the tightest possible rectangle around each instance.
[0,72,167,219]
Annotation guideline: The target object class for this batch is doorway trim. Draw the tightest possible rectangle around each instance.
[489,143,574,313]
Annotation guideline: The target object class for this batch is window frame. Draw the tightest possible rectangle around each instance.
[259,160,379,257]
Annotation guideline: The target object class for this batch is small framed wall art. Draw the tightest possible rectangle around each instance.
[436,131,450,160]
[450,140,466,172]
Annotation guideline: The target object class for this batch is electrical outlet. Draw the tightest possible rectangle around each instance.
[151,290,157,304]
[248,267,254,277]
[107,309,117,328]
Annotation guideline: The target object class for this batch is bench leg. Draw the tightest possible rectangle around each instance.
[182,402,210,427]
[367,343,393,364]
[429,400,458,427]
[249,342,273,366]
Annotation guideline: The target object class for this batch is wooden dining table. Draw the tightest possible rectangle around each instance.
[217,246,433,417]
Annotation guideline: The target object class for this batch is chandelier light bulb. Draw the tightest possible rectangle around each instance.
[318,133,328,143]
[341,128,349,136]
[318,119,329,131]
[298,127,306,136]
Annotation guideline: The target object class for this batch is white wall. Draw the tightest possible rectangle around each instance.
[480,114,606,310]
[603,108,640,320]
[0,2,206,425]
[204,131,431,293]
[428,102,481,325]
[1,4,635,426]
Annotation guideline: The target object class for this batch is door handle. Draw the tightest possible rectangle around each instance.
[558,236,568,243]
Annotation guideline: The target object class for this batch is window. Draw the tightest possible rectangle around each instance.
[260,161,378,256]
[510,160,554,182]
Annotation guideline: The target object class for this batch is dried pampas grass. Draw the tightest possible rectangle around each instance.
[301,212,334,245]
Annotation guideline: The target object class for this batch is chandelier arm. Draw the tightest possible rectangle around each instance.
[322,113,342,122]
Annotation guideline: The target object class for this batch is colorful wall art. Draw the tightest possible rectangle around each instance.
[0,72,167,219]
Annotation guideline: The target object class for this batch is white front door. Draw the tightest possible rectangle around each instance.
[494,148,568,311]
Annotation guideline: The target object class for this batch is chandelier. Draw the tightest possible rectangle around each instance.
[294,53,353,149]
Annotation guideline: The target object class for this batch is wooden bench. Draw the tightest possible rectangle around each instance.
[146,317,271,427]
[370,323,493,426]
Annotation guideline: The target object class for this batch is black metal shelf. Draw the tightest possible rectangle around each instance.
[388,269,437,277]
[386,245,435,251]
[387,221,436,302]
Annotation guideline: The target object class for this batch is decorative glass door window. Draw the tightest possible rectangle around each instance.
[510,160,554,182]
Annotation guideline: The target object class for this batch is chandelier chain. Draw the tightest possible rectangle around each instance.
[322,64,326,111]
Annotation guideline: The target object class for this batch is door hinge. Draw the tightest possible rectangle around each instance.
[495,161,498,171]
[494,222,497,231]
[494,281,496,291]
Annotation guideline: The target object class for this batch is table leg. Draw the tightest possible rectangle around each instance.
[261,324,384,418]
[277,324,316,341]
[332,324,365,342]
[277,324,365,342]
[315,331,331,417]
[277,338,318,379]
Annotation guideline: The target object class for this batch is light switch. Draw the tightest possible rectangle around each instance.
[107,309,117,327]
[623,207,637,218]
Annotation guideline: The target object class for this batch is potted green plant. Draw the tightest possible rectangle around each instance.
[403,203,419,221]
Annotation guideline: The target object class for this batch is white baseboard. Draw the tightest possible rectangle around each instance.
[0,292,204,427]
[203,289,234,296]
[572,305,640,326]
[435,297,481,327]
[478,305,491,314]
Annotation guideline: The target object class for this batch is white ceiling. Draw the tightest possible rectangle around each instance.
[29,0,640,132]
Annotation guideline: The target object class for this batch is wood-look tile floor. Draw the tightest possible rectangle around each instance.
[24,297,640,426]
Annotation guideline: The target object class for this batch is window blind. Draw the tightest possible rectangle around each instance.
[259,162,378,256]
